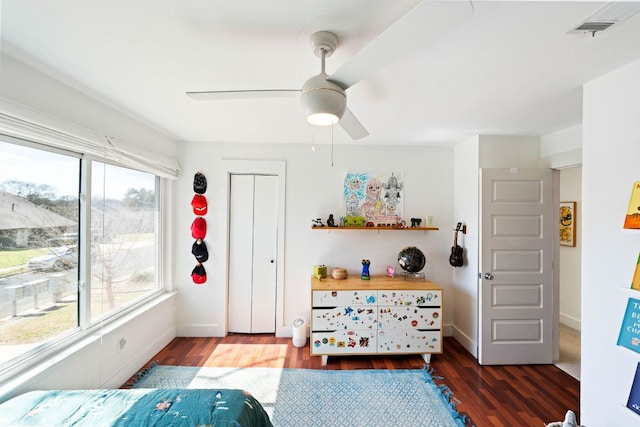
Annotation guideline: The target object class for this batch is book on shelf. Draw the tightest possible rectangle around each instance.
[633,251,640,291]
[617,298,640,354]
[624,181,640,229]
[628,362,640,416]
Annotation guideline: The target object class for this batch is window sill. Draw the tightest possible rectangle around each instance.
[0,291,176,400]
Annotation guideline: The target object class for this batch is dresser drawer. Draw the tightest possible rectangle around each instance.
[312,290,377,307]
[377,329,441,354]
[377,290,442,307]
[312,306,377,331]
[311,330,377,355]
[378,306,441,330]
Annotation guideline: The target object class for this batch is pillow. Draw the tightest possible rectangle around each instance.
[545,410,580,427]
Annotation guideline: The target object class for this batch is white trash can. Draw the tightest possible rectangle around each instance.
[292,318,307,347]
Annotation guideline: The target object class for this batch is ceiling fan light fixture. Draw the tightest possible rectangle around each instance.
[307,111,340,126]
[301,73,346,126]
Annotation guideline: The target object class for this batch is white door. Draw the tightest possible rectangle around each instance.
[228,174,278,333]
[479,168,554,365]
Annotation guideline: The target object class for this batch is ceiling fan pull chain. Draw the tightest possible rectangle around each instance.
[330,124,334,167]
[320,48,326,74]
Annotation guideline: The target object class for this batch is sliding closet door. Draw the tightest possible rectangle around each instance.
[228,174,278,333]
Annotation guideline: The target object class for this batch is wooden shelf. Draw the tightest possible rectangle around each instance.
[311,226,439,231]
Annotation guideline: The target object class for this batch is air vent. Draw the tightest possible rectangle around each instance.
[572,21,615,33]
[568,1,640,36]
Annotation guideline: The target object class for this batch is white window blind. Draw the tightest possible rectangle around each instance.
[0,98,181,179]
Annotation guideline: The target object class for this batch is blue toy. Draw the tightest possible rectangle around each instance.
[361,259,371,280]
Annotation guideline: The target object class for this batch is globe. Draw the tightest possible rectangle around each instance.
[397,246,426,273]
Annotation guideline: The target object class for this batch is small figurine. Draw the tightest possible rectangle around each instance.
[361,259,371,280]
[312,218,324,227]
[327,214,337,227]
[386,265,395,277]
[410,217,422,228]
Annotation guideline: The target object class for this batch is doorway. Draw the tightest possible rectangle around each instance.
[555,166,582,379]
[228,174,278,333]
[478,168,554,364]
[222,160,286,336]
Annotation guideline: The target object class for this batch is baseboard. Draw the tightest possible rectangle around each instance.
[442,324,453,337]
[559,313,581,331]
[451,325,477,359]
[177,324,224,337]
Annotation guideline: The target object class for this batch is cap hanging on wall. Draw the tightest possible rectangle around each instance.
[191,264,207,284]
[191,194,208,216]
[191,217,207,239]
[193,172,207,194]
[192,239,209,263]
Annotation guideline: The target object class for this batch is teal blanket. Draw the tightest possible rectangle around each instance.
[0,388,272,426]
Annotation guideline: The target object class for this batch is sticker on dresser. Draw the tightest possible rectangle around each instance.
[312,290,377,306]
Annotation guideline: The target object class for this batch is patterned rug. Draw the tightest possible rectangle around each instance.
[131,365,468,426]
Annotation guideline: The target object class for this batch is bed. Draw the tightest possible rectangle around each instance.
[0,388,273,426]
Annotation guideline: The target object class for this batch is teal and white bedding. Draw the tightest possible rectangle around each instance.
[0,388,272,426]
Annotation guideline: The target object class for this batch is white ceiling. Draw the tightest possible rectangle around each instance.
[2,0,640,145]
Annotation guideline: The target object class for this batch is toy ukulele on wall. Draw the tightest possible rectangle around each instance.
[449,222,464,267]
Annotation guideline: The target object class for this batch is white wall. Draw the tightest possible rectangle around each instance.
[559,167,582,330]
[452,135,480,356]
[0,53,177,159]
[176,142,455,337]
[540,124,582,169]
[478,135,541,168]
[0,54,179,398]
[581,57,640,425]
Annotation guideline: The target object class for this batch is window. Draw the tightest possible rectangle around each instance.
[0,138,161,370]
[90,162,158,321]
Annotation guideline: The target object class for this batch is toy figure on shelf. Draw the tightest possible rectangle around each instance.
[312,218,324,227]
[386,265,395,277]
[327,214,336,227]
[361,259,371,280]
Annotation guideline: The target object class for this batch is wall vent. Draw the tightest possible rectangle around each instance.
[572,21,615,33]
[568,1,640,36]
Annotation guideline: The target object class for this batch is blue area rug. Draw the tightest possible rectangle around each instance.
[131,365,467,426]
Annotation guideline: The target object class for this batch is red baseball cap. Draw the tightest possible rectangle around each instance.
[191,217,206,239]
[191,264,207,285]
[191,194,208,216]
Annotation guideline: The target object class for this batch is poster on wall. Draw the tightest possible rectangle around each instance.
[617,297,640,354]
[624,181,640,229]
[559,201,576,247]
[343,171,403,227]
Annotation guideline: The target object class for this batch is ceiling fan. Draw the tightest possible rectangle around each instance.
[186,1,474,141]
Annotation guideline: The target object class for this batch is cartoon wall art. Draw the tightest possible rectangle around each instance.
[624,181,640,229]
[343,171,404,227]
[559,201,576,247]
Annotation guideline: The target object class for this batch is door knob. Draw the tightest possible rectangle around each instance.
[484,273,494,280]
[270,260,275,263]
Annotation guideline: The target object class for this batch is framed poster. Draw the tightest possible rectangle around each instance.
[559,201,576,247]
[343,171,403,226]
[624,181,640,229]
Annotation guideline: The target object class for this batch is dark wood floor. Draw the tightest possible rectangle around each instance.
[124,335,580,426]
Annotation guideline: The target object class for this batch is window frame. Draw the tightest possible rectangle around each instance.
[0,135,170,381]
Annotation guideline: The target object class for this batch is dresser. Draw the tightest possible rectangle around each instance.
[311,275,443,365]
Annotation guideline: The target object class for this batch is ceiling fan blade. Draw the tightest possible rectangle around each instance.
[340,108,369,140]
[187,89,300,100]
[329,0,474,90]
